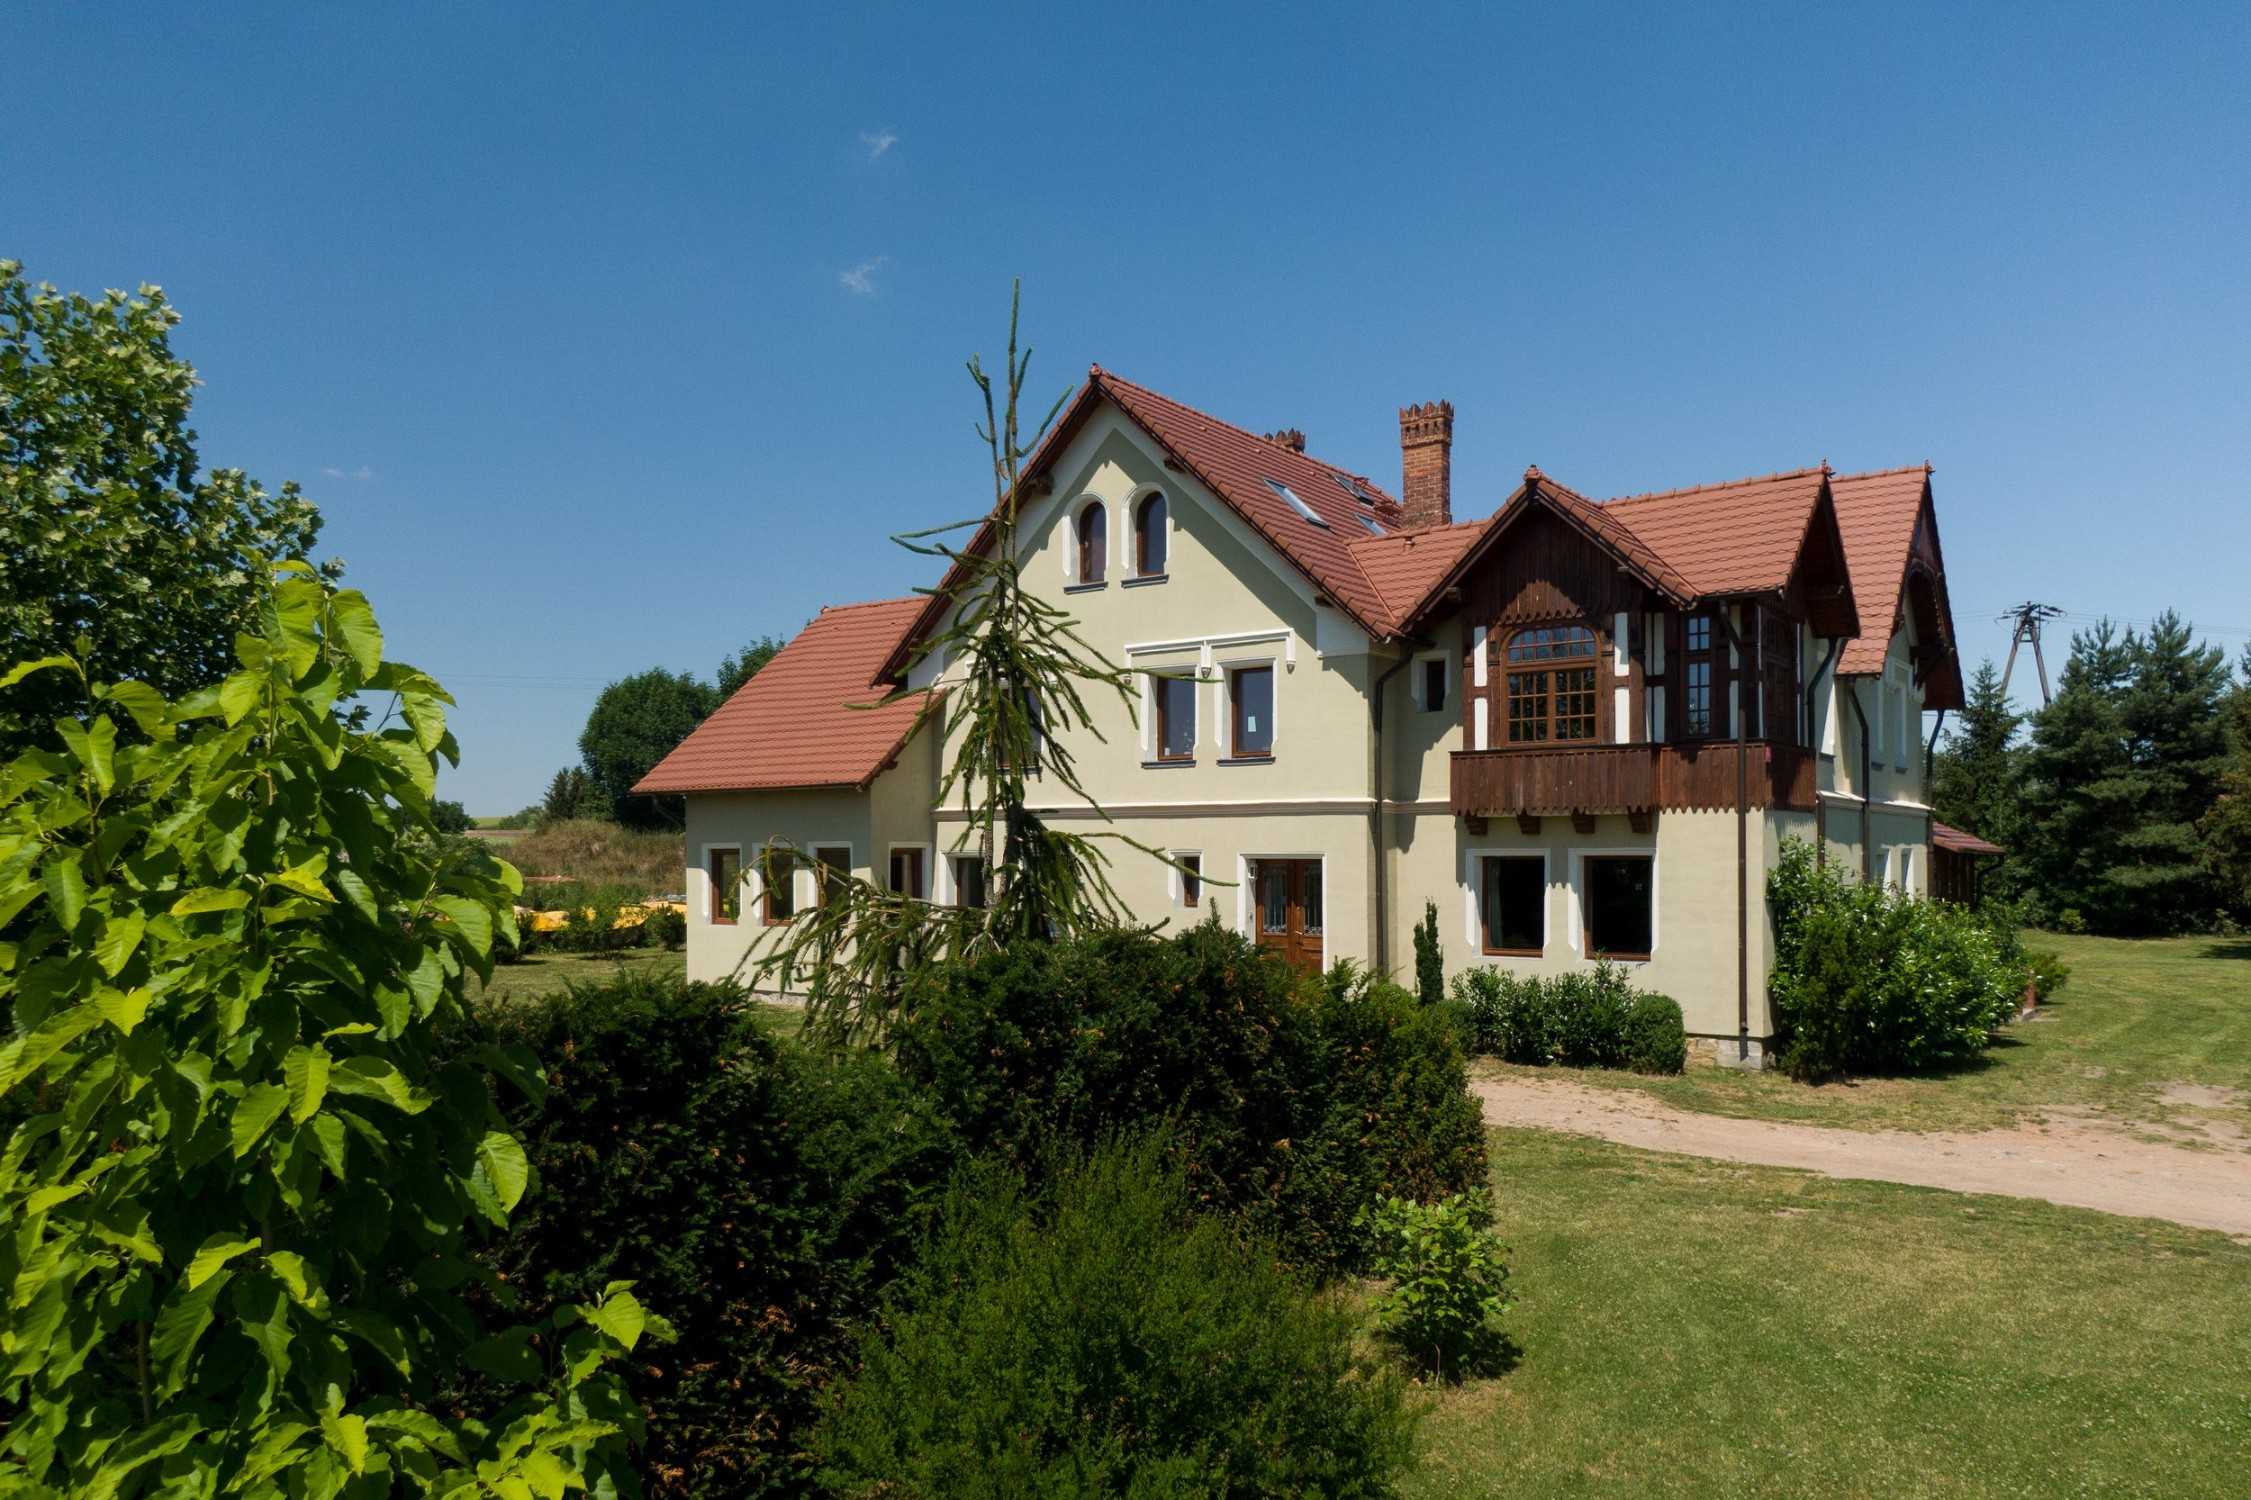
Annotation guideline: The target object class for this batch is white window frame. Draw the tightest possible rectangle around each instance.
[1144,668,1201,761]
[699,842,742,925]
[1064,492,1112,585]
[1567,846,1660,962]
[885,842,933,902]
[1411,648,1453,714]
[1128,487,1173,579]
[939,850,989,909]
[809,842,855,909]
[1169,849,1204,908]
[1460,846,1548,956]
[1220,654,1279,758]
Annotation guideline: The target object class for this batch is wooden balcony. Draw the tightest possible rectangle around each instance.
[1450,740,1817,818]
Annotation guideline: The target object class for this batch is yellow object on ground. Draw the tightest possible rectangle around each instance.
[517,899,686,934]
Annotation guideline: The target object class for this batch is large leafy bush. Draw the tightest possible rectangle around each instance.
[889,922,1486,1272]
[814,1135,1418,1497]
[464,968,950,1498]
[1767,839,2029,1079]
[1445,962,1684,1074]
[1359,1189,1514,1381]
[0,570,646,1494]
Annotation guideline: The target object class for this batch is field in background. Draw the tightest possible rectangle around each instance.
[1409,1128,2251,1498]
[1473,933,2251,1139]
[475,948,684,1005]
[487,818,684,896]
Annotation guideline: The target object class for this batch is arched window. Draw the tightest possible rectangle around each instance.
[1076,502,1107,583]
[1504,625,1599,743]
[1134,493,1167,576]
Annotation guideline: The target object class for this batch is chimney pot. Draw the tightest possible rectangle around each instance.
[1263,428,1306,453]
[1398,400,1454,528]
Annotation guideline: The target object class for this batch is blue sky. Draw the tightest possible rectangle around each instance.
[15,1,2250,812]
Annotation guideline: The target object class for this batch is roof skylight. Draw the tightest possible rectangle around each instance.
[1265,478,1328,529]
[1355,513,1385,536]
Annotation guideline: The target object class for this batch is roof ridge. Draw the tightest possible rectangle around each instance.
[1831,462,1935,482]
[1603,463,1830,508]
[816,595,924,614]
[1092,365,1393,496]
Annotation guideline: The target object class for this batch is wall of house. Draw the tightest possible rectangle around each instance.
[1809,618,1931,894]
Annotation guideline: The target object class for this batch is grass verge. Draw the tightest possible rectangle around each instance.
[1409,1128,2251,1498]
[1471,933,2251,1138]
[474,948,684,1006]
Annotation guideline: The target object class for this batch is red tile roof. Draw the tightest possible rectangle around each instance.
[1931,820,2004,856]
[634,597,934,794]
[1829,465,1933,677]
[1347,519,1486,624]
[1599,465,1833,597]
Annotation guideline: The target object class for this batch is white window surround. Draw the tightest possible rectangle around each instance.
[885,842,933,900]
[1125,628,1297,673]
[1411,649,1452,712]
[698,842,741,924]
[1612,611,1631,677]
[936,849,989,908]
[1459,847,1549,954]
[1169,849,1203,906]
[809,842,855,907]
[1219,654,1280,756]
[1233,851,1326,939]
[1064,492,1111,585]
[1565,846,1660,962]
[1473,697,1489,750]
[1129,487,1173,578]
[1141,667,1202,759]
[1472,626,1490,687]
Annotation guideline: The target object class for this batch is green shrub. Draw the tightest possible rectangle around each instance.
[891,924,1486,1273]
[1413,899,1445,1005]
[1622,992,1689,1073]
[1359,1190,1514,1381]
[466,968,952,1497]
[641,902,686,950]
[1548,964,1636,1067]
[815,1136,1419,1498]
[2026,948,2071,1001]
[1767,839,2029,1079]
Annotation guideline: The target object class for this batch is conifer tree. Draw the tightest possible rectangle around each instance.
[1930,659,2023,852]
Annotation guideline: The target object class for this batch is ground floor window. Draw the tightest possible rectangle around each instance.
[1178,852,1202,908]
[1479,855,1544,954]
[708,847,740,924]
[951,854,987,909]
[889,847,925,900]
[761,847,799,924]
[814,845,850,907]
[1584,855,1654,959]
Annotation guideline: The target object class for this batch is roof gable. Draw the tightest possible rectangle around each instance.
[1829,465,1961,709]
[636,597,934,794]
[1598,465,1833,597]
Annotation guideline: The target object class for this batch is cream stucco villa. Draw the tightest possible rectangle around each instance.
[637,367,1964,1061]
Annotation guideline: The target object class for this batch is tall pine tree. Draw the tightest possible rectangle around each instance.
[2198,644,2251,922]
[2018,622,2139,931]
[1931,659,2023,847]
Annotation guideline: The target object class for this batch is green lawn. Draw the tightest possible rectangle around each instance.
[472,947,684,1005]
[1408,1128,2251,1499]
[1474,933,2251,1138]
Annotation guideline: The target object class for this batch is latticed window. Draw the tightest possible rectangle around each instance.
[1684,613,1715,738]
[1505,625,1598,743]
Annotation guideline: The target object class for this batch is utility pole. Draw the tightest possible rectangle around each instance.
[1997,603,2063,706]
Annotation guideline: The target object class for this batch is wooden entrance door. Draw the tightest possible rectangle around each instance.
[1254,858,1324,974]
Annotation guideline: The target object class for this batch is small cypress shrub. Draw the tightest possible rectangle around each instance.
[815,1136,1419,1498]
[1413,899,1445,1005]
[1622,992,1688,1074]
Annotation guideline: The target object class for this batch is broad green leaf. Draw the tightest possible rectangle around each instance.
[337,1309,413,1379]
[232,1083,289,1157]
[333,867,380,923]
[0,655,74,690]
[217,669,264,726]
[151,1269,233,1396]
[366,1408,466,1462]
[185,1232,262,1290]
[307,1112,349,1180]
[93,910,146,976]
[330,590,384,677]
[399,690,447,753]
[476,1131,530,1215]
[93,986,152,1034]
[429,896,492,958]
[56,716,118,794]
[0,1001,103,1094]
[270,852,333,903]
[267,1251,326,1311]
[171,887,251,917]
[101,679,173,740]
[284,1045,331,1124]
[327,1056,432,1114]
[463,1329,544,1385]
[26,1181,88,1213]
[41,854,87,931]
[583,1286,646,1352]
[320,1409,369,1476]
[401,947,445,1016]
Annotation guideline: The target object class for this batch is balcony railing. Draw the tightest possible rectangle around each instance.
[1449,740,1817,817]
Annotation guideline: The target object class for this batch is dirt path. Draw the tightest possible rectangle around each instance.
[1474,1075,2251,1237]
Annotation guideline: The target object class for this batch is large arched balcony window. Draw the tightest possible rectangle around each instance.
[1075,501,1107,584]
[1504,625,1599,743]
[1133,492,1167,577]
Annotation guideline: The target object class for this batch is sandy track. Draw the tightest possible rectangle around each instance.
[1474,1074,2251,1237]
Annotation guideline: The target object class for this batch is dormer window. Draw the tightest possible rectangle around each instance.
[1504,626,1598,743]
[1076,502,1107,584]
[1134,493,1167,577]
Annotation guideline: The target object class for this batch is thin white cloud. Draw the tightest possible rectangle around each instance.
[838,256,888,296]
[321,465,374,481]
[859,129,898,160]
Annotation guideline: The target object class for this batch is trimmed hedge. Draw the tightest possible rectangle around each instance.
[465,969,951,1498]
[1767,838,2029,1079]
[815,1136,1419,1497]
[1444,961,1686,1074]
[890,923,1489,1272]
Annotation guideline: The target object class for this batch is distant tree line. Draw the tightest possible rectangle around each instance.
[1932,612,2251,934]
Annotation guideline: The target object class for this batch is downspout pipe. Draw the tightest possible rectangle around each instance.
[1370,652,1412,980]
[1804,637,1842,868]
[1925,706,1948,783]
[1718,606,1752,1062]
[1845,680,1874,882]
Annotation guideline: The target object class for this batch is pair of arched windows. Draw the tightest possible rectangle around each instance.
[1075,494,1167,583]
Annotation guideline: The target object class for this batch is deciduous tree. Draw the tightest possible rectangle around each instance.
[578,668,717,829]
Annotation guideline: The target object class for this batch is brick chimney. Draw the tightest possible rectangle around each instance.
[1263,428,1306,453]
[1398,400,1453,528]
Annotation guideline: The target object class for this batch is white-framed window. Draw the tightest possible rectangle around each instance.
[1223,658,1276,759]
[886,843,931,901]
[1131,489,1170,579]
[1412,649,1451,713]
[1569,848,1658,961]
[1462,847,1546,956]
[945,852,988,909]
[1171,850,1203,908]
[1146,670,1199,763]
[811,844,853,910]
[1890,667,1911,768]
[701,843,742,925]
[1066,494,1109,586]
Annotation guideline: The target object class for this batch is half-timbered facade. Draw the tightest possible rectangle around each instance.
[640,367,1963,1062]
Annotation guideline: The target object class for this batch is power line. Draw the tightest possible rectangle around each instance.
[1996,603,2063,706]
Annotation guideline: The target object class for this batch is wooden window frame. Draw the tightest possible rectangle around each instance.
[1152,673,1197,763]
[1683,613,1717,740]
[1503,625,1600,745]
[1227,663,1275,760]
[705,844,742,926]
[760,845,800,926]
[812,844,852,909]
[887,844,928,901]
[1478,853,1546,957]
[1581,853,1655,962]
[948,853,988,910]
[1175,851,1202,908]
[1076,500,1107,585]
[1133,492,1167,578]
